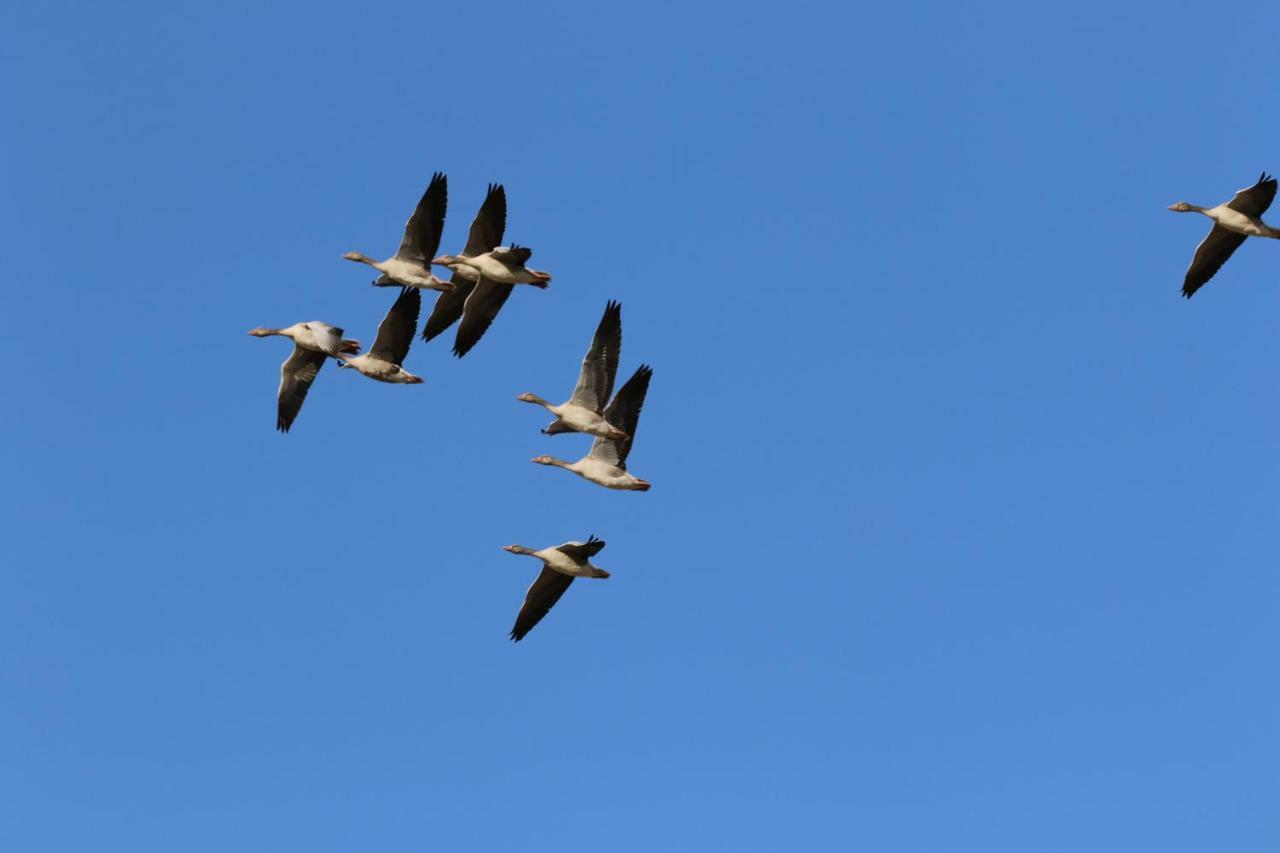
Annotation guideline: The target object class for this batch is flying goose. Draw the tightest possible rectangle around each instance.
[518,301,627,439]
[336,287,425,383]
[532,365,652,490]
[503,536,610,642]
[433,244,552,287]
[422,183,506,342]
[343,172,452,292]
[435,245,552,357]
[1170,172,1279,298]
[248,322,360,433]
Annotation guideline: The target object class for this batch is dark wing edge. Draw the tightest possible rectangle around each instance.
[397,172,448,263]
[556,536,606,561]
[277,347,327,433]
[1182,226,1247,298]
[463,183,507,256]
[422,274,475,341]
[453,278,514,357]
[370,287,422,363]
[510,568,574,642]
[571,300,622,411]
[1226,172,1278,218]
[595,364,653,466]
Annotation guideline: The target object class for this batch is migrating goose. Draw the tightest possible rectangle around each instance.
[248,322,360,433]
[518,301,627,439]
[336,288,424,383]
[422,183,506,342]
[343,172,452,292]
[434,245,552,287]
[532,365,652,490]
[1170,172,1279,298]
[503,536,610,642]
[435,245,553,357]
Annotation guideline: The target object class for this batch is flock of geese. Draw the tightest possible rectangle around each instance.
[250,173,651,641]
[244,170,1268,642]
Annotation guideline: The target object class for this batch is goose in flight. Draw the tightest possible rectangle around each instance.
[503,536,610,642]
[1169,172,1279,298]
[532,365,652,490]
[433,244,551,287]
[336,288,425,383]
[248,322,360,433]
[518,301,627,439]
[343,172,452,292]
[422,183,506,343]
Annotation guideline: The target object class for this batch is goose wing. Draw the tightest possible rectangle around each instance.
[453,277,514,357]
[569,301,622,412]
[369,287,421,363]
[424,184,506,341]
[462,183,507,256]
[589,365,652,469]
[1225,172,1277,218]
[395,172,448,265]
[490,245,532,268]
[510,566,574,642]
[303,322,345,356]
[1182,225,1247,298]
[277,346,327,433]
[556,536,606,562]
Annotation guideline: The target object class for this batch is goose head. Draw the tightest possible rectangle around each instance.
[247,327,278,337]
[516,392,548,406]
[1167,202,1198,212]
[432,254,465,270]
[530,455,565,468]
[503,544,534,556]
[343,251,373,263]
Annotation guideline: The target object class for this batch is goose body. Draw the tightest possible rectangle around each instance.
[532,365,653,491]
[337,287,425,384]
[344,172,453,292]
[519,301,627,440]
[248,322,361,432]
[1170,172,1279,297]
[433,245,551,286]
[503,537,610,641]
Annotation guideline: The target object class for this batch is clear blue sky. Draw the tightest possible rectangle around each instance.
[3,2,1278,850]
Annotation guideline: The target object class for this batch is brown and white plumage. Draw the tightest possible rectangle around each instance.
[1170,172,1280,298]
[517,301,626,439]
[503,536,609,642]
[422,183,507,343]
[336,288,425,383]
[531,365,653,490]
[247,322,360,433]
[343,172,452,292]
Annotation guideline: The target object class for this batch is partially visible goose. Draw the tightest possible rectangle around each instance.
[422,183,506,342]
[518,301,626,439]
[435,245,553,357]
[532,365,653,490]
[343,172,452,292]
[336,287,424,383]
[248,322,360,433]
[503,536,610,642]
[1170,172,1279,298]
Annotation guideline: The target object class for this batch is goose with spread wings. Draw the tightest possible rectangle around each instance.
[337,288,425,383]
[434,244,552,357]
[1169,172,1280,298]
[248,322,360,433]
[422,183,506,343]
[343,172,453,292]
[518,301,627,439]
[503,536,610,642]
[532,365,652,490]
